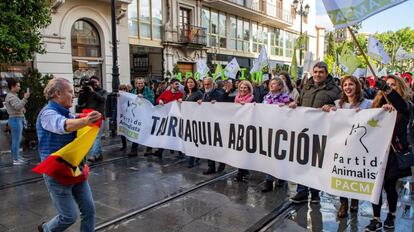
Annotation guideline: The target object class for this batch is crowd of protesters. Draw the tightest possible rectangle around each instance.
[4,60,413,232]
[114,61,413,232]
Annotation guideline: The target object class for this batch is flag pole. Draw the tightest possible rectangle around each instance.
[347,26,378,79]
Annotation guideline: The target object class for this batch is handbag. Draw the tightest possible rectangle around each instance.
[394,147,414,169]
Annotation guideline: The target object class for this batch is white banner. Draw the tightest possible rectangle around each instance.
[224,58,241,80]
[322,0,408,29]
[368,36,390,64]
[118,92,397,204]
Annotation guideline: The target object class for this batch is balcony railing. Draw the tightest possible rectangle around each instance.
[177,25,207,46]
[228,0,293,24]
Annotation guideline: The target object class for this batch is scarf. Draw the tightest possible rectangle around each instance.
[263,92,290,105]
[235,93,254,104]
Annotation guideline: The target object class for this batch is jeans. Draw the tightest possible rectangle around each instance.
[8,117,24,161]
[90,125,103,157]
[42,175,96,232]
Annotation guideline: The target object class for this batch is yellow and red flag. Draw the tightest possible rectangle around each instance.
[33,109,102,185]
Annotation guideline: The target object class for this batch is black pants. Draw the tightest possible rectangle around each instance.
[131,142,139,152]
[372,177,399,217]
[121,136,127,148]
[207,160,225,171]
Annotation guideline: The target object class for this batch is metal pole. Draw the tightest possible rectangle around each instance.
[111,0,120,92]
[299,4,303,66]
[347,26,377,79]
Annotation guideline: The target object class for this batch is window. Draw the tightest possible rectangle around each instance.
[270,28,283,56]
[285,32,297,57]
[128,0,138,36]
[139,0,151,38]
[252,22,257,52]
[219,13,227,48]
[179,8,191,42]
[236,18,243,51]
[128,0,163,40]
[71,20,102,96]
[71,20,101,57]
[243,20,250,52]
[210,11,218,47]
[229,16,236,50]
[152,0,162,39]
[202,8,210,46]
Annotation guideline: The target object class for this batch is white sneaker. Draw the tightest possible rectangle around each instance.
[13,159,26,165]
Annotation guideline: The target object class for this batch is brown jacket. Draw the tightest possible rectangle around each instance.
[298,75,341,108]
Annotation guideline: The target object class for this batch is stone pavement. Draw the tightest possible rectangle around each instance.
[0,136,413,232]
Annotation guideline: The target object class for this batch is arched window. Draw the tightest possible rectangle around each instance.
[71,20,103,96]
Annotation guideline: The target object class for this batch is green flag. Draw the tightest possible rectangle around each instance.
[338,46,360,75]
[290,50,298,81]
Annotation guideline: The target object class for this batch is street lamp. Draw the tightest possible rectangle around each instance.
[292,0,310,66]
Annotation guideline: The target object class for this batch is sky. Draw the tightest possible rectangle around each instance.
[315,0,414,33]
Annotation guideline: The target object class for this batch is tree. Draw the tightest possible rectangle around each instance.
[0,0,51,64]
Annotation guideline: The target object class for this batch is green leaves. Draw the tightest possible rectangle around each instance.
[0,0,51,64]
[367,118,380,128]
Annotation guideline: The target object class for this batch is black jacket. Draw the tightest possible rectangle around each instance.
[202,88,225,102]
[78,87,107,116]
[184,90,203,102]
[380,90,412,180]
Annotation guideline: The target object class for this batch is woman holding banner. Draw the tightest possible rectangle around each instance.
[184,77,203,168]
[279,72,300,102]
[233,80,255,182]
[364,75,412,231]
[261,77,293,193]
[323,75,372,218]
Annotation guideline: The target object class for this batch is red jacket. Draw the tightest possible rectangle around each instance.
[156,89,183,104]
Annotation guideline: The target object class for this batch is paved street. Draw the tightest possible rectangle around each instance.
[0,137,413,232]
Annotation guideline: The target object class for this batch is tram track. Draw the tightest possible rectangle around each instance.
[95,170,238,231]
[0,144,189,191]
[0,155,132,191]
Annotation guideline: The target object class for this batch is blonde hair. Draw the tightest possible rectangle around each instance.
[238,80,254,95]
[269,77,288,93]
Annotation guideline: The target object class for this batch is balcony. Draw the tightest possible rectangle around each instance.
[164,25,207,47]
[203,0,293,28]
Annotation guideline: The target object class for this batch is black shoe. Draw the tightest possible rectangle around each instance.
[217,164,225,173]
[153,151,162,159]
[119,147,126,152]
[203,168,216,175]
[143,152,151,157]
[383,213,395,229]
[290,191,309,204]
[365,219,382,231]
[128,151,138,157]
[233,173,248,182]
[37,222,45,232]
[276,179,285,187]
[261,180,274,193]
[187,164,195,168]
[310,193,320,204]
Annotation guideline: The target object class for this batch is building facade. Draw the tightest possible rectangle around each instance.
[34,0,325,89]
[34,0,131,94]
[128,0,326,80]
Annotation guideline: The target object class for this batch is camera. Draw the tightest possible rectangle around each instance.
[80,76,93,92]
